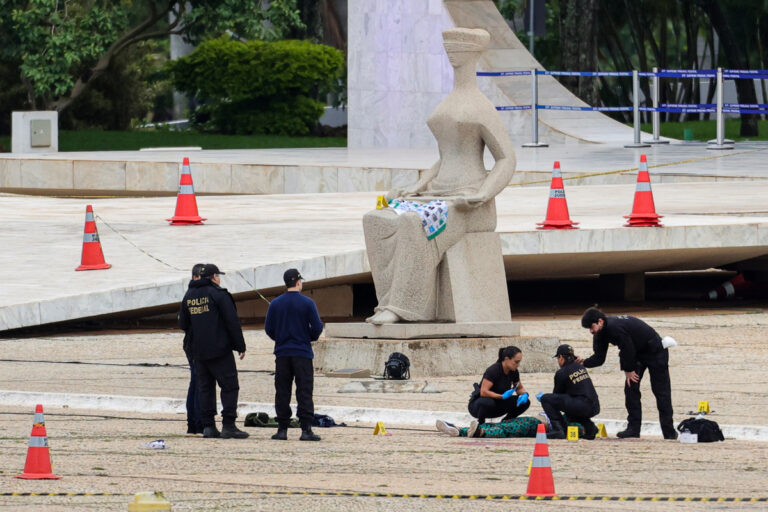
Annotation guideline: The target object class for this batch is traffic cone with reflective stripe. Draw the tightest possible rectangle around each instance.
[525,423,556,497]
[707,273,753,300]
[536,161,578,229]
[75,205,111,271]
[167,157,205,225]
[15,404,60,479]
[624,155,662,227]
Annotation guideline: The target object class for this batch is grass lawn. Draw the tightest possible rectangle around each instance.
[638,118,768,141]
[0,129,346,152]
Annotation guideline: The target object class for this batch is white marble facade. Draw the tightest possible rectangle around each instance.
[348,0,454,148]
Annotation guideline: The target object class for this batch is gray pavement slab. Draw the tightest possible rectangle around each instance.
[1,179,768,330]
[1,309,767,510]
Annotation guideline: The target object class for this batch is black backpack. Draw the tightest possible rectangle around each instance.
[384,352,410,380]
[676,418,725,442]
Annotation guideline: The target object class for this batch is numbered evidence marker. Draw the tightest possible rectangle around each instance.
[697,401,710,414]
[567,426,579,441]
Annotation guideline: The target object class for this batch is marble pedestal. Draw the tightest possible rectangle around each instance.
[324,321,519,339]
[313,335,558,377]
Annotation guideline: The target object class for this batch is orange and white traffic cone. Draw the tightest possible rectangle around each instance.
[525,423,556,497]
[167,157,206,225]
[75,205,111,271]
[624,154,662,227]
[15,404,60,480]
[707,273,753,300]
[537,161,578,229]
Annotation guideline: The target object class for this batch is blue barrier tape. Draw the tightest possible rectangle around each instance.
[536,70,632,77]
[655,71,716,79]
[725,103,768,108]
[495,105,532,111]
[640,107,715,113]
[662,103,716,108]
[538,105,633,112]
[476,71,531,77]
[724,108,768,114]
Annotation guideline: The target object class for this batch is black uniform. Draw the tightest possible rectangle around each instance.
[179,278,246,429]
[583,315,674,437]
[468,362,530,423]
[540,361,600,435]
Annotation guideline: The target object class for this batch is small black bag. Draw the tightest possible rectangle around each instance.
[676,417,725,442]
[383,352,410,380]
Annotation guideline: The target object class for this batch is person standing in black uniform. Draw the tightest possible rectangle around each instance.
[181,263,204,435]
[538,344,600,440]
[467,346,530,424]
[265,269,324,442]
[179,263,249,439]
[578,307,676,439]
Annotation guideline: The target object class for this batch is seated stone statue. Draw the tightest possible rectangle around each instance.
[363,27,516,325]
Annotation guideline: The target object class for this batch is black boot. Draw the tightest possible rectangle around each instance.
[581,420,599,440]
[221,424,249,439]
[202,426,220,438]
[271,427,288,440]
[299,428,321,441]
[617,428,640,439]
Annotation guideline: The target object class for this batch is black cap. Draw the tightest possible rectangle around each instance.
[553,344,574,358]
[284,268,303,287]
[199,263,225,278]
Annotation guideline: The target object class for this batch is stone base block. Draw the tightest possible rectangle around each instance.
[324,321,519,339]
[313,336,559,377]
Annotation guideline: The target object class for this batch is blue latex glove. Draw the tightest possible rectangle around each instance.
[501,389,515,400]
[516,393,529,407]
[535,392,544,402]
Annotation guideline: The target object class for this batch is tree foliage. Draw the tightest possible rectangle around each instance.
[168,37,344,135]
[495,0,766,135]
[0,0,304,114]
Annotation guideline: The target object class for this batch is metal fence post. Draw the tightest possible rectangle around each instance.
[625,70,650,148]
[647,67,668,144]
[707,67,734,150]
[522,69,548,147]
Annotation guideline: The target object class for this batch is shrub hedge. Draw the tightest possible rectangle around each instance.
[168,37,344,135]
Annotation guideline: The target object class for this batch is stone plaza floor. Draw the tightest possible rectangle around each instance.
[1,307,767,510]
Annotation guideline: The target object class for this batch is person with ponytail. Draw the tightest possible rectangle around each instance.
[537,344,600,440]
[466,346,530,424]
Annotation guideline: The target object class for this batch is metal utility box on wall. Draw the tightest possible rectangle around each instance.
[30,120,52,147]
[11,111,58,153]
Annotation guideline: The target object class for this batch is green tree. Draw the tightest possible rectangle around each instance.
[0,0,303,114]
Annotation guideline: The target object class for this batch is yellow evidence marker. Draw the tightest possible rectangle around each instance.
[596,423,608,438]
[376,195,388,209]
[373,421,391,435]
[567,426,579,441]
[697,401,710,414]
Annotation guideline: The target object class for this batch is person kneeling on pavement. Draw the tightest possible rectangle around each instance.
[537,344,600,440]
[467,346,531,425]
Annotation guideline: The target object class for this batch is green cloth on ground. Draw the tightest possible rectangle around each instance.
[458,416,586,438]
[244,412,300,428]
[459,416,541,438]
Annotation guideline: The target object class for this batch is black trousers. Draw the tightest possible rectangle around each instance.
[185,352,202,432]
[468,396,530,423]
[195,352,240,427]
[625,349,675,436]
[275,356,315,430]
[540,393,599,432]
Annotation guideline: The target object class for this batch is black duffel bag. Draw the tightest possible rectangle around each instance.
[676,417,725,442]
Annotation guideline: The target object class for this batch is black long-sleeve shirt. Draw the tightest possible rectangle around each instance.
[179,278,246,360]
[553,360,600,410]
[582,315,662,372]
